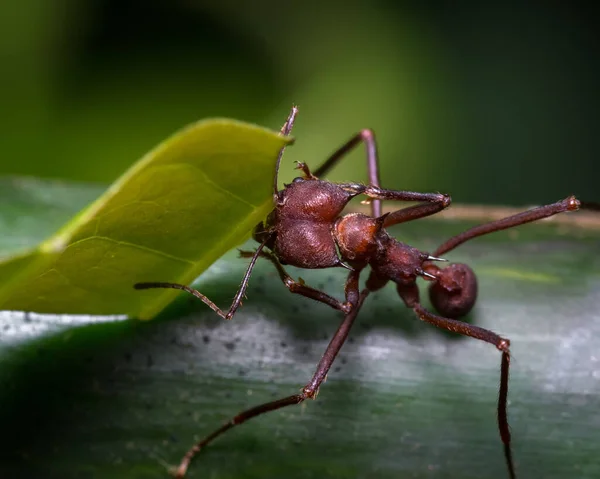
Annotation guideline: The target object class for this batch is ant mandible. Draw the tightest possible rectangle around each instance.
[135,106,591,479]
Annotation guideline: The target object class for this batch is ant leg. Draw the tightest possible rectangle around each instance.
[365,269,389,292]
[433,195,580,256]
[294,161,317,180]
[383,201,451,228]
[415,303,514,478]
[364,185,451,213]
[397,283,515,479]
[313,130,383,217]
[134,237,272,320]
[273,106,299,200]
[239,249,358,314]
[173,280,367,478]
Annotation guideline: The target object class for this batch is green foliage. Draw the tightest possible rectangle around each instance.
[1,176,600,478]
[0,120,290,319]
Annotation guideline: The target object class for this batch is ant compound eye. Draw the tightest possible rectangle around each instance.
[428,263,477,319]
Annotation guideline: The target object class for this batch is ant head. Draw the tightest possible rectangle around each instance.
[427,263,478,319]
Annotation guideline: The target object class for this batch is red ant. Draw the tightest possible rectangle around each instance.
[135,106,594,478]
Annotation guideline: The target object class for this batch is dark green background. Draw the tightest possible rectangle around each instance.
[1,1,599,204]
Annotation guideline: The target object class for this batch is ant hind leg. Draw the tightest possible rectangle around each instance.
[239,249,359,314]
[433,195,581,256]
[396,283,515,479]
[313,129,383,217]
[134,237,272,320]
[173,285,369,478]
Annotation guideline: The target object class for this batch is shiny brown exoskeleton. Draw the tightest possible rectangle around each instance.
[135,107,591,479]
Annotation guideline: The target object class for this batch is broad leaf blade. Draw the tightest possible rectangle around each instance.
[0,120,290,318]
[0,193,599,478]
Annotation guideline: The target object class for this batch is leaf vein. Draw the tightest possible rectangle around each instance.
[68,236,195,266]
[173,162,259,208]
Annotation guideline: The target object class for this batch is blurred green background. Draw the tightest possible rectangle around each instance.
[1,1,598,205]
[2,4,600,478]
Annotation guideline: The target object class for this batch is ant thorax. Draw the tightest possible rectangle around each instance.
[335,213,428,283]
[334,213,383,265]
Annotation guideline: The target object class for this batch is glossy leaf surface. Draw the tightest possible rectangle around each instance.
[1,178,599,479]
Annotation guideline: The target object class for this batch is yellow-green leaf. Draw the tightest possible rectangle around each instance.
[0,119,290,319]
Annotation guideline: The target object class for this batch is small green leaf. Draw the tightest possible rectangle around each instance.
[0,119,290,319]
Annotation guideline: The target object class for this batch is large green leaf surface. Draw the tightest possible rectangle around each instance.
[0,121,289,319]
[1,178,599,479]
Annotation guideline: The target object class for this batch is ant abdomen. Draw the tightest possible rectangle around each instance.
[428,263,478,319]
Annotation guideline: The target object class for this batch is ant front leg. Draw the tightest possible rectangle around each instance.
[134,237,272,321]
[173,278,368,478]
[433,195,581,256]
[313,129,383,217]
[362,186,452,227]
[421,197,585,317]
[239,249,359,314]
[382,201,451,229]
[396,283,516,479]
[414,195,597,477]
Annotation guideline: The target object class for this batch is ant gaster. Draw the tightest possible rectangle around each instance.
[135,106,590,479]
